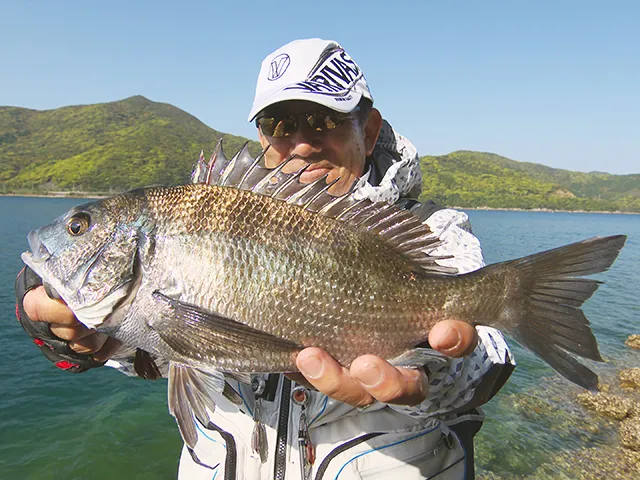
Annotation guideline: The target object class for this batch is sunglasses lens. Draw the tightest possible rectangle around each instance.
[256,117,276,136]
[258,111,352,137]
[306,113,343,132]
[257,116,298,138]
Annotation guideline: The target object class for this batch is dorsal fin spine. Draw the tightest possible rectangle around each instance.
[370,210,412,234]
[318,194,351,216]
[237,146,265,189]
[287,173,330,205]
[252,154,298,193]
[219,142,248,186]
[302,176,341,209]
[273,164,309,198]
[334,199,370,221]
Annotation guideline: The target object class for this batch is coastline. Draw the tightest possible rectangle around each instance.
[456,206,640,215]
[0,192,110,199]
[2,192,638,215]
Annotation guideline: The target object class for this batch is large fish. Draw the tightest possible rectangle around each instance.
[21,143,626,449]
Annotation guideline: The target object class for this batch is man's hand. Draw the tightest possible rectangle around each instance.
[22,286,121,362]
[293,320,478,407]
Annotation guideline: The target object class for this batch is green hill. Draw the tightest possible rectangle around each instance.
[0,95,261,192]
[420,151,640,212]
[0,96,638,212]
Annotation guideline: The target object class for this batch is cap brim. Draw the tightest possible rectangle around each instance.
[248,87,362,122]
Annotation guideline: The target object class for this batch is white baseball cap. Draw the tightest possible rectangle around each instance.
[248,38,373,122]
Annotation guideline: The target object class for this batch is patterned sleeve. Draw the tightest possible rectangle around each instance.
[388,208,516,418]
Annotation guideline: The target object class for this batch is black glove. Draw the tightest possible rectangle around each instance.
[15,266,105,373]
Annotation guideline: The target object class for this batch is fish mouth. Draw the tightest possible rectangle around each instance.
[25,230,51,263]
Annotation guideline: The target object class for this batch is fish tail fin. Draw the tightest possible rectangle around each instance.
[490,235,626,391]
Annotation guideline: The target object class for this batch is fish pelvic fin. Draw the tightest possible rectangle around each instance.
[191,143,457,275]
[133,348,163,380]
[488,235,626,391]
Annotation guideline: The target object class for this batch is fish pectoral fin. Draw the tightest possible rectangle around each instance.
[387,348,450,368]
[151,291,302,361]
[168,362,223,449]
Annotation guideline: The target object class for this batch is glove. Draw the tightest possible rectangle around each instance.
[15,266,106,373]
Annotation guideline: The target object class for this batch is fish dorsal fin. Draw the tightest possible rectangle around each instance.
[191,145,457,274]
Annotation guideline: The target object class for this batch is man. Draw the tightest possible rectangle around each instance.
[16,39,514,479]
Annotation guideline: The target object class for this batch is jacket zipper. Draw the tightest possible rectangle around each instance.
[273,376,292,480]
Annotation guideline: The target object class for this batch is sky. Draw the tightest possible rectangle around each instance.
[1,0,638,174]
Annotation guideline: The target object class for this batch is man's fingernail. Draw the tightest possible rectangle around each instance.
[355,363,383,388]
[299,354,324,379]
[437,326,460,351]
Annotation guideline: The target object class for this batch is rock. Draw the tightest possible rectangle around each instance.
[577,392,635,420]
[531,446,640,479]
[625,334,640,350]
[619,368,640,390]
[620,417,640,451]
[476,473,508,480]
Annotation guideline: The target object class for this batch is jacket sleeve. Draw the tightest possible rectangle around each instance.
[388,208,516,418]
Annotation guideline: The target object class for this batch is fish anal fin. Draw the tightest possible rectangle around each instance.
[168,362,225,449]
[388,348,450,368]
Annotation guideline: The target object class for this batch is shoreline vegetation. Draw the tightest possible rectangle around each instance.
[2,97,638,213]
[3,191,639,215]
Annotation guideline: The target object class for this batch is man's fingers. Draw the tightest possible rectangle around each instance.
[68,332,109,355]
[49,322,93,342]
[350,355,428,406]
[92,337,122,362]
[428,320,478,358]
[296,348,374,407]
[22,287,77,325]
[22,286,120,362]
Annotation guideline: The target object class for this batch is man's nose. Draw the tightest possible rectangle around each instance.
[288,125,323,158]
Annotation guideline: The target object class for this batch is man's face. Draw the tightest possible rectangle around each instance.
[256,100,382,196]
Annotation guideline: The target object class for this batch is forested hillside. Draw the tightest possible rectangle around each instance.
[1,97,638,212]
[421,151,640,212]
[0,96,261,192]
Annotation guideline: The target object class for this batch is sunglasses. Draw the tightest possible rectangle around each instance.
[255,107,359,138]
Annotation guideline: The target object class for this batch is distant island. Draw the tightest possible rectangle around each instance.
[1,96,638,213]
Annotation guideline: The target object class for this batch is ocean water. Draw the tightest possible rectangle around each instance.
[0,197,638,479]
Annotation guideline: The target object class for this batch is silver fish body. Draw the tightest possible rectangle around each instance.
[21,144,627,449]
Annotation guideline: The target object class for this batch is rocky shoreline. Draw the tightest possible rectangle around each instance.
[479,334,640,479]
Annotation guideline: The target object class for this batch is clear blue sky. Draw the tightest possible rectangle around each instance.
[1,0,638,174]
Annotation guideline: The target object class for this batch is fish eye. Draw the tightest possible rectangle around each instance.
[66,213,91,236]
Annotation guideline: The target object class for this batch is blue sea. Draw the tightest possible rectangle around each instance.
[0,197,638,479]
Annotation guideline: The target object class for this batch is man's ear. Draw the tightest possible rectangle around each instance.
[364,108,383,156]
[257,127,270,149]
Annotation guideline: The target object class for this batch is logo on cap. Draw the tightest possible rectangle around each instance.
[268,53,291,81]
